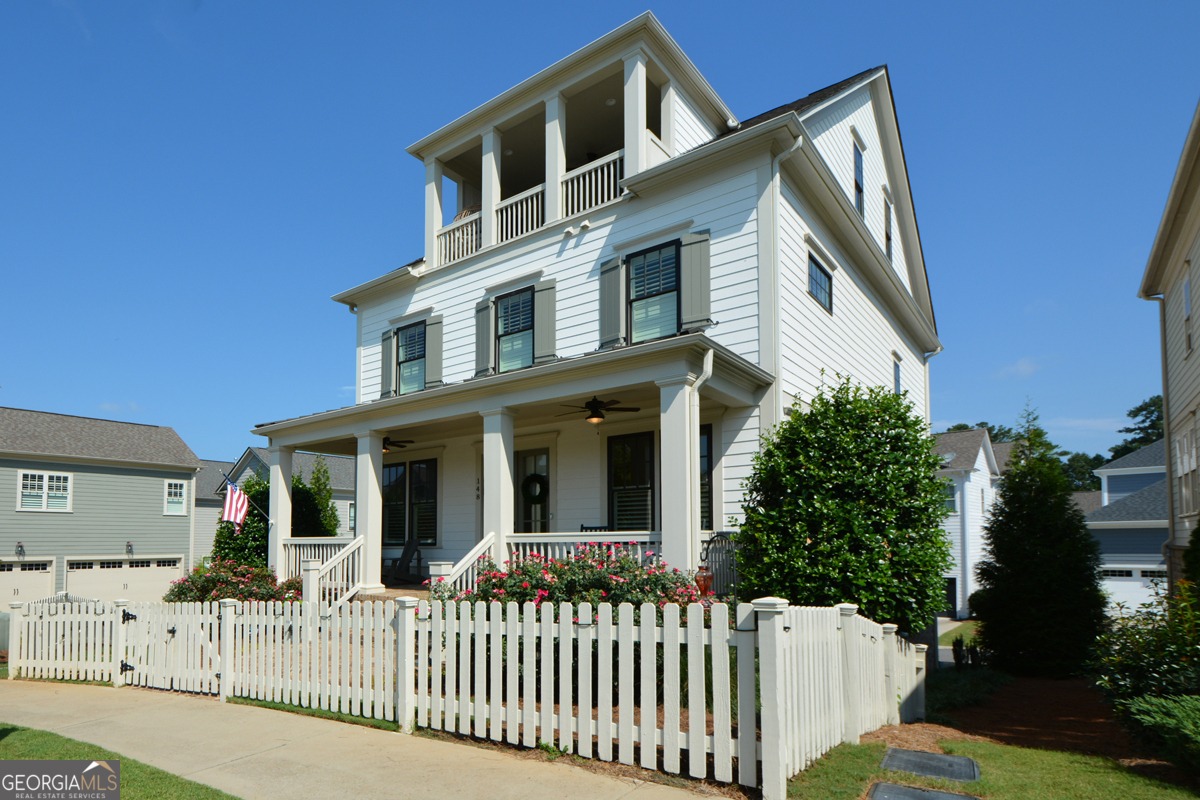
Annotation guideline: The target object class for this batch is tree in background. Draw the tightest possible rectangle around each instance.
[1061,451,1106,491]
[211,467,334,569]
[1110,395,1164,460]
[735,378,952,633]
[946,421,1017,442]
[309,454,341,536]
[971,407,1107,677]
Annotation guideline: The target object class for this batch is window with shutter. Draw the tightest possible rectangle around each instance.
[628,242,679,344]
[379,328,395,399]
[396,321,427,395]
[600,232,710,350]
[496,288,534,373]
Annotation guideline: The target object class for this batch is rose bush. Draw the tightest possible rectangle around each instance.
[163,559,302,603]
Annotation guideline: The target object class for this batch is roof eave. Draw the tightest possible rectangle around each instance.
[0,449,201,472]
[1141,96,1200,298]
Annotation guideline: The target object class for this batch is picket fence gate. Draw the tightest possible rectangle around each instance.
[6,597,925,800]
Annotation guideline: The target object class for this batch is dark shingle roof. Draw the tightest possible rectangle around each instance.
[0,407,201,469]
[718,66,885,141]
[247,447,354,491]
[992,442,1017,474]
[1087,478,1168,523]
[933,429,987,472]
[196,460,236,502]
[1097,439,1166,472]
[1072,491,1104,516]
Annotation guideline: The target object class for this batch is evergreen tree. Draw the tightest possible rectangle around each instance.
[1110,395,1164,459]
[309,454,341,535]
[971,407,1107,676]
[735,377,953,633]
[1061,451,1106,491]
[210,465,333,569]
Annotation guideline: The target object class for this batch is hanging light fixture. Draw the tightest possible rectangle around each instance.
[586,408,605,425]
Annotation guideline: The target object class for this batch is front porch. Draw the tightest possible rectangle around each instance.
[256,334,772,601]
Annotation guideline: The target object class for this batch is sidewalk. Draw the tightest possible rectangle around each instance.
[0,681,695,800]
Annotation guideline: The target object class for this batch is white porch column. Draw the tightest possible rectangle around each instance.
[658,376,698,570]
[623,50,648,177]
[267,445,293,578]
[356,431,385,593]
[425,158,444,267]
[480,407,515,562]
[481,127,500,248]
[544,94,566,224]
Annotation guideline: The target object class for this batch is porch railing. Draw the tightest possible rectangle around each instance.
[437,211,481,265]
[314,536,364,608]
[496,184,545,243]
[282,537,354,580]
[562,149,624,218]
[439,532,495,594]
[506,531,661,563]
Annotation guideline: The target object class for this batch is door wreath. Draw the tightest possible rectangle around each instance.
[520,473,549,505]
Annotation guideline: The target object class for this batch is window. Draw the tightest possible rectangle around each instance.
[69,561,93,570]
[1142,569,1168,579]
[894,359,902,395]
[496,288,534,373]
[0,564,11,572]
[609,431,655,531]
[18,470,71,512]
[396,321,427,394]
[628,242,680,344]
[129,560,151,568]
[382,458,438,547]
[884,199,893,262]
[808,255,832,312]
[1101,569,1134,578]
[853,143,864,216]
[20,562,48,572]
[164,480,186,515]
[156,560,178,568]
[700,424,714,531]
[348,502,356,533]
[943,483,957,512]
[99,561,123,569]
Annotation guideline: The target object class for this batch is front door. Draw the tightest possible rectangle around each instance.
[514,449,550,533]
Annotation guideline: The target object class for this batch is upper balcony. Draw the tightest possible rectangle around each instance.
[409,15,737,271]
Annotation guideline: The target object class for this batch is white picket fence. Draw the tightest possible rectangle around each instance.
[6,597,925,800]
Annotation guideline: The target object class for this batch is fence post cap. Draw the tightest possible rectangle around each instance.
[301,559,321,571]
[218,598,239,608]
[835,603,859,617]
[8,601,22,609]
[750,596,789,612]
[914,644,928,653]
[881,623,898,635]
[113,599,130,607]
[395,596,419,610]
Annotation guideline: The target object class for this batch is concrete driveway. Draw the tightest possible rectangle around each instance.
[0,681,695,800]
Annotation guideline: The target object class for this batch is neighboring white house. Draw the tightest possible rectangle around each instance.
[0,407,201,602]
[251,13,942,595]
[1084,440,1170,608]
[932,428,1012,619]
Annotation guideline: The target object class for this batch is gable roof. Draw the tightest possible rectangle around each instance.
[933,428,988,472]
[230,447,355,492]
[718,66,884,141]
[1087,478,1168,524]
[196,460,235,502]
[1072,491,1104,516]
[991,442,1017,474]
[1096,439,1166,472]
[0,407,201,469]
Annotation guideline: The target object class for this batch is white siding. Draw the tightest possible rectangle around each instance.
[805,87,910,292]
[778,179,925,413]
[359,165,761,398]
[1166,245,1200,546]
[672,88,718,155]
[720,406,761,529]
[194,503,222,562]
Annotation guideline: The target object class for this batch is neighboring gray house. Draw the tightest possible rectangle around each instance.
[1086,440,1169,608]
[0,407,201,602]
[193,459,235,563]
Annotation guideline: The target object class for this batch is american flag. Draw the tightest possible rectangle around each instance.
[222,482,250,531]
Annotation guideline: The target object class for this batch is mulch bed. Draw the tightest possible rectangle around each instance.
[862,675,1199,793]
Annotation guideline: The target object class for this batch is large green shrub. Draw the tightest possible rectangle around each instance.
[1122,695,1200,773]
[971,408,1107,677]
[427,544,702,608]
[1183,534,1200,584]
[163,559,302,603]
[211,467,335,569]
[1094,581,1200,701]
[733,377,952,633]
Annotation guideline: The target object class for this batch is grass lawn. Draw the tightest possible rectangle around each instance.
[939,619,980,646]
[0,724,240,800]
[226,696,400,732]
[788,740,1194,800]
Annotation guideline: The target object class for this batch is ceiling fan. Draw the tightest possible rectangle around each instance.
[382,437,415,452]
[556,396,641,425]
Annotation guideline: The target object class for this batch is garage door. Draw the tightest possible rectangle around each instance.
[1101,568,1164,611]
[0,560,54,601]
[66,558,182,603]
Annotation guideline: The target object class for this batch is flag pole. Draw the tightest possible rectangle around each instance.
[219,470,272,524]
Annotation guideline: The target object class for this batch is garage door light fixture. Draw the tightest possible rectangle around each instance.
[16,541,24,556]
[126,541,133,555]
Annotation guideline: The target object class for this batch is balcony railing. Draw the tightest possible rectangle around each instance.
[562,149,624,218]
[496,184,545,243]
[437,211,481,265]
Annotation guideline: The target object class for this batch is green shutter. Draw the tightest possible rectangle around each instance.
[424,315,444,388]
[533,279,557,364]
[599,257,625,348]
[379,328,395,399]
[475,298,494,377]
[679,230,712,332]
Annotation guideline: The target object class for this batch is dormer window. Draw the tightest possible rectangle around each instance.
[854,143,865,217]
[496,288,535,372]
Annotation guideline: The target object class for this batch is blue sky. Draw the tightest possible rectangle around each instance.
[1,1,1195,460]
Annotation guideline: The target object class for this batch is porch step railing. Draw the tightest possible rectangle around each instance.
[496,184,545,243]
[562,149,623,218]
[281,537,354,580]
[506,532,661,563]
[313,536,364,608]
[439,532,495,594]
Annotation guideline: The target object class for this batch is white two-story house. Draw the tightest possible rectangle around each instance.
[252,13,942,596]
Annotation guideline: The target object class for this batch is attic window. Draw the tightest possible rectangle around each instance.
[853,143,864,217]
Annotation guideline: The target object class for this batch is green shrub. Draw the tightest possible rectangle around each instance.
[1093,580,1200,701]
[734,377,952,634]
[211,469,335,569]
[427,543,702,608]
[163,559,302,603]
[1122,695,1200,773]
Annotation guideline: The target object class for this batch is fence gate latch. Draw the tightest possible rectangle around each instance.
[120,661,135,675]
[166,626,177,636]
[121,609,137,624]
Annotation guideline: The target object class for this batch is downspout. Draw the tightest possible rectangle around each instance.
[772,136,803,425]
[1147,295,1177,586]
[691,348,715,562]
[923,346,944,427]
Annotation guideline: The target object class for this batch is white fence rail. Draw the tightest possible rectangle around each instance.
[496,185,545,243]
[562,150,623,218]
[437,212,481,265]
[282,537,354,580]
[6,596,924,800]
